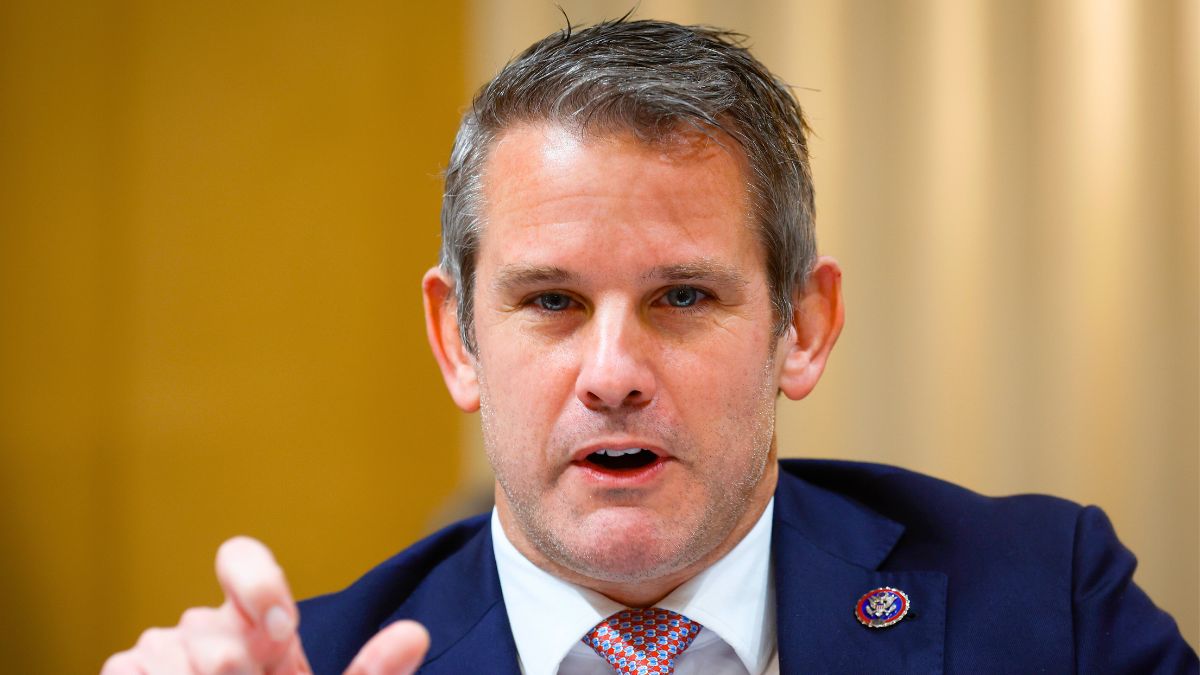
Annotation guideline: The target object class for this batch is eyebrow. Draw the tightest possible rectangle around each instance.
[491,259,750,293]
[644,259,750,289]
[491,265,577,293]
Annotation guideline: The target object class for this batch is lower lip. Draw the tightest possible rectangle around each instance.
[568,456,671,487]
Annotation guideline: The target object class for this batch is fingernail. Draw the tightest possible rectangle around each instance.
[265,604,295,641]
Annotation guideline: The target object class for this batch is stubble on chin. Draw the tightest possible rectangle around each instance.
[537,492,737,584]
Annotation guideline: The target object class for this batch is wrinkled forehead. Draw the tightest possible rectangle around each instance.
[473,122,765,284]
[478,121,755,225]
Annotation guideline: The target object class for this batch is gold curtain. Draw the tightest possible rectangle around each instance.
[0,1,467,671]
[462,0,1199,649]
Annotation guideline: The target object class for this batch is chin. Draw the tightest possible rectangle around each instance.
[552,507,704,583]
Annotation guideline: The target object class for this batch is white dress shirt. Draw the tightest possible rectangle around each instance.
[492,500,780,675]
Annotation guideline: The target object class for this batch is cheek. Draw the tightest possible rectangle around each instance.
[478,341,578,437]
[661,335,775,394]
[660,342,777,435]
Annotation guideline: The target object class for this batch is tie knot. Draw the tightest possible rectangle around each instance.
[581,607,703,675]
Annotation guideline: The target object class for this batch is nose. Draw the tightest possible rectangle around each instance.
[575,304,656,411]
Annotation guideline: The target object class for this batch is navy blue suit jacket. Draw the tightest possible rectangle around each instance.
[298,460,1197,673]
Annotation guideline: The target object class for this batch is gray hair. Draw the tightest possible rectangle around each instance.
[440,18,816,352]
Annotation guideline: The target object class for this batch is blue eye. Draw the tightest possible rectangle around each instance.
[664,286,704,308]
[535,293,572,311]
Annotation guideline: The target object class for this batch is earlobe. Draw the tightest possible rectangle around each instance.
[422,267,481,412]
[777,257,845,401]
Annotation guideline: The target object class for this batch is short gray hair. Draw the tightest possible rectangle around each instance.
[440,18,816,352]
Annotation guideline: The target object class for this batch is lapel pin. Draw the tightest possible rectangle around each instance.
[855,587,910,628]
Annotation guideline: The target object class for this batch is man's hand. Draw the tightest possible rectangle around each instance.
[101,536,430,675]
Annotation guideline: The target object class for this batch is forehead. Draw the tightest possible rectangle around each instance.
[476,123,763,275]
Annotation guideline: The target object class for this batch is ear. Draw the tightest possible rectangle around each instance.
[777,256,845,401]
[422,267,480,412]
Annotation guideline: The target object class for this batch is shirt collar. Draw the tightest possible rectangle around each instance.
[492,499,776,675]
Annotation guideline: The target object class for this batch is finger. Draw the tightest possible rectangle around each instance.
[344,620,430,675]
[101,651,147,675]
[183,626,258,675]
[215,536,298,643]
[181,596,295,671]
[266,638,313,675]
[134,627,191,673]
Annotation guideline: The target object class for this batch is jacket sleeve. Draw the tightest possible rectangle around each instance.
[1071,505,1198,674]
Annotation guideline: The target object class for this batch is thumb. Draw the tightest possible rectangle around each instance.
[344,620,430,675]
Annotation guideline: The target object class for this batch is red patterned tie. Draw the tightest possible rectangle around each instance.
[581,607,703,675]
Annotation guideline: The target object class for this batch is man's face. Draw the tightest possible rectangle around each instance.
[468,123,787,587]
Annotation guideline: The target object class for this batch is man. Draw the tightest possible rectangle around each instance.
[103,19,1196,675]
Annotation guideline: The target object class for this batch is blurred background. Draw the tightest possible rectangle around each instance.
[0,0,1195,670]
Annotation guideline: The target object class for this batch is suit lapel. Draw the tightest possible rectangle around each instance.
[379,522,522,675]
[773,470,948,674]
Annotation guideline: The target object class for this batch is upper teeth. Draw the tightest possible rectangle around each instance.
[597,448,644,457]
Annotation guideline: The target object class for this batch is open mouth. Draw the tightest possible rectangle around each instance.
[584,448,660,471]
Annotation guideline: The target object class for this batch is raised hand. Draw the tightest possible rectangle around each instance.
[101,536,429,675]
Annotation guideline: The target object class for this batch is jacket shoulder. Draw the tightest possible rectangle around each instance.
[779,459,1084,585]
[297,513,492,671]
[779,458,1083,544]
